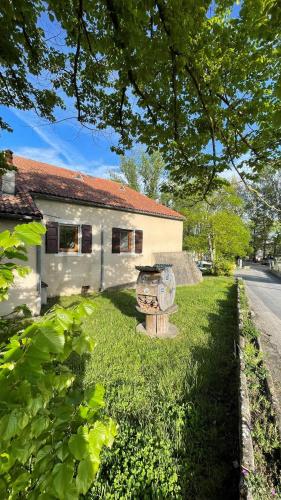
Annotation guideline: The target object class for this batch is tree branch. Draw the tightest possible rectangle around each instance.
[72,0,83,122]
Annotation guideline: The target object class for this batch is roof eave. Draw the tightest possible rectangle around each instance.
[0,212,42,221]
[32,192,184,221]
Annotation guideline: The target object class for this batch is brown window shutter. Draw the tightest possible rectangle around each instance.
[128,230,133,252]
[81,225,92,253]
[112,228,120,253]
[45,222,58,253]
[135,230,143,254]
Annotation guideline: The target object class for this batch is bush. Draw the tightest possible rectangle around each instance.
[0,223,116,499]
[213,258,236,276]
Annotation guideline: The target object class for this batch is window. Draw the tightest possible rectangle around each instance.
[112,228,143,254]
[45,222,92,254]
[120,229,133,253]
[59,224,79,253]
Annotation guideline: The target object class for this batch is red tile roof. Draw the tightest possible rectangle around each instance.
[0,155,183,220]
[0,191,42,219]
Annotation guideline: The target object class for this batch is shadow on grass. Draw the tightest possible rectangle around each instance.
[102,289,143,322]
[180,282,239,499]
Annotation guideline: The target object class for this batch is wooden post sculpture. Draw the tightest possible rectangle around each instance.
[135,264,178,338]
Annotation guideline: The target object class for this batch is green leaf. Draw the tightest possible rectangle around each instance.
[76,457,99,494]
[79,405,89,420]
[17,265,31,278]
[0,452,15,474]
[74,301,95,318]
[12,471,31,495]
[0,267,13,287]
[68,426,89,461]
[56,441,70,462]
[30,416,49,438]
[86,384,105,411]
[0,411,19,441]
[3,248,28,261]
[51,308,74,330]
[14,222,45,246]
[72,333,95,356]
[33,321,65,353]
[0,362,15,371]
[105,418,118,448]
[53,462,74,499]
[0,231,21,250]
[88,419,117,460]
[54,402,74,422]
[11,438,36,465]
[35,445,53,464]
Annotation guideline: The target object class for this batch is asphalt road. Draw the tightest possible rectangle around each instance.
[236,263,281,414]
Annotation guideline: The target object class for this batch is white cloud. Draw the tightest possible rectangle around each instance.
[11,109,118,178]
[14,146,72,170]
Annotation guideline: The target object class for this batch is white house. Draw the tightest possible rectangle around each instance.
[0,152,198,315]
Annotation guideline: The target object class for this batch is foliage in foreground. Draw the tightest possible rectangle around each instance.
[0,223,116,499]
[238,280,281,499]
[0,221,46,302]
[56,278,239,498]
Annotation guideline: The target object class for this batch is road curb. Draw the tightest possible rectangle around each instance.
[237,278,255,500]
[251,314,281,439]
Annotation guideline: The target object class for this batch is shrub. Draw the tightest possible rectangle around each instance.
[0,223,116,499]
[213,258,235,276]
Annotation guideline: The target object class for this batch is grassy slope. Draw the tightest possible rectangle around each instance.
[51,277,239,499]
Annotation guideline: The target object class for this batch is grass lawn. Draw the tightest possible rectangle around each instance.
[48,277,239,499]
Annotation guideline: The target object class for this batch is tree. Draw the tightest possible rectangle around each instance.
[109,156,140,192]
[0,1,280,195]
[109,151,165,199]
[179,183,251,261]
[240,168,281,258]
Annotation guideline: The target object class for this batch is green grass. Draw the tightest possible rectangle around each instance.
[47,277,239,499]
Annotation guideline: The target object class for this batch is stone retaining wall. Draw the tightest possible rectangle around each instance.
[237,279,255,500]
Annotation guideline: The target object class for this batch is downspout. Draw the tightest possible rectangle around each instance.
[36,245,42,315]
[100,227,105,291]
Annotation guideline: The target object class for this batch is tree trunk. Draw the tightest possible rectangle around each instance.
[208,233,215,262]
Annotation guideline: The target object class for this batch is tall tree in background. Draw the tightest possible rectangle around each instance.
[109,156,140,192]
[0,1,280,194]
[109,151,165,200]
[240,168,281,258]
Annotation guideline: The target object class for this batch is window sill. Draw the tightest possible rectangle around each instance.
[54,252,84,256]
[114,253,143,256]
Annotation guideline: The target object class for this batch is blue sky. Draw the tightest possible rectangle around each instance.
[0,105,121,178]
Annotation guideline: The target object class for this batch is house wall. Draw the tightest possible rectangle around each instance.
[0,219,40,316]
[36,198,183,297]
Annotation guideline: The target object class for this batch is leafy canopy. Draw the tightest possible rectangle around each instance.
[0,1,280,194]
